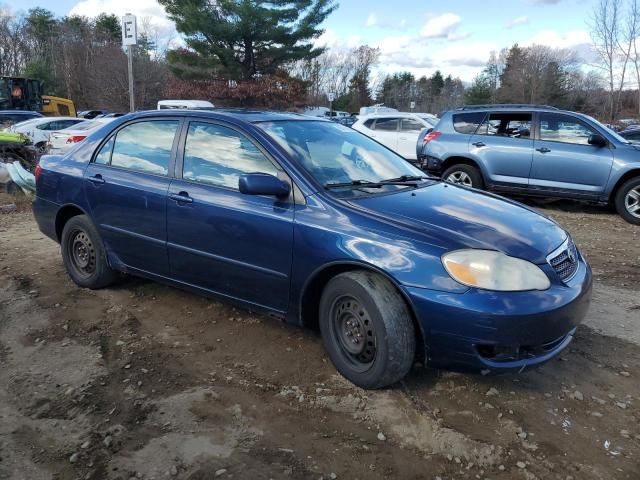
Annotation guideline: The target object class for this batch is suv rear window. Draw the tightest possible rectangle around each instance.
[452,112,485,134]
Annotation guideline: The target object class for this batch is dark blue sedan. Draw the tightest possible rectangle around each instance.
[32,110,593,389]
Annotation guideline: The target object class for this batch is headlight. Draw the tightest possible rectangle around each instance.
[442,249,550,291]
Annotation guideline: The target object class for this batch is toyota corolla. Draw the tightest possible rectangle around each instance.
[33,110,592,389]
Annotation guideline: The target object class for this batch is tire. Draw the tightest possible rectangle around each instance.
[442,164,484,189]
[60,214,118,289]
[319,271,415,389]
[614,177,640,225]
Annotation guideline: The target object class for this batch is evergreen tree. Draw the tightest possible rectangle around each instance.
[498,44,528,103]
[430,70,444,97]
[95,13,122,45]
[465,75,492,105]
[159,0,337,81]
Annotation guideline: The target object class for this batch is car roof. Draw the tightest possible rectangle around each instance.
[28,116,81,122]
[449,105,575,115]
[131,109,321,124]
[358,112,423,119]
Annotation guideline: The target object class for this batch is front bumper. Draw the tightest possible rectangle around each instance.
[405,257,593,374]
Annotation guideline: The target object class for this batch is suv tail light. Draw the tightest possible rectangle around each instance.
[423,131,441,145]
[34,164,42,182]
[66,135,86,144]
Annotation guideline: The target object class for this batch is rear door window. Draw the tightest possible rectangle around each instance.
[373,118,399,131]
[476,112,532,139]
[400,118,424,132]
[452,112,485,134]
[110,120,179,175]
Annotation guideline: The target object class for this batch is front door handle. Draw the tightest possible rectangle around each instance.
[536,147,551,153]
[472,141,486,147]
[87,174,105,185]
[169,192,193,204]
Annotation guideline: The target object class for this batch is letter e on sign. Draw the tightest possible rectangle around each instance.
[122,14,137,46]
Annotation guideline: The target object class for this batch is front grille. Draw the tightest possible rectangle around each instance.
[548,239,579,282]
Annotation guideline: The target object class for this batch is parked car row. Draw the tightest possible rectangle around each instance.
[416,104,640,225]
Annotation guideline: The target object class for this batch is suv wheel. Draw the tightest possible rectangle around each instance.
[319,271,415,389]
[615,177,640,225]
[61,215,118,289]
[442,164,484,189]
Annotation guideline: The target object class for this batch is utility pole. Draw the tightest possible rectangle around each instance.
[122,14,137,112]
[127,45,134,112]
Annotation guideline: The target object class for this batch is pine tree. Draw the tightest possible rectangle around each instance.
[159,0,337,81]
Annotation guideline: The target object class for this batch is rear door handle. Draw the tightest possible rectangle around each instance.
[87,174,105,185]
[536,147,551,153]
[472,141,485,147]
[169,192,193,204]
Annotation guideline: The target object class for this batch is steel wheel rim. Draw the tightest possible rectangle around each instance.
[69,229,96,277]
[330,295,377,373]
[625,187,640,219]
[446,171,472,186]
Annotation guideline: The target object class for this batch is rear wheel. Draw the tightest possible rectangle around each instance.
[442,164,484,189]
[615,177,640,225]
[61,215,117,289]
[319,271,415,389]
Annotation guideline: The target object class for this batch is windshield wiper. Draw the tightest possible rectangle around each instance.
[324,178,421,190]
[324,180,383,189]
[379,174,430,183]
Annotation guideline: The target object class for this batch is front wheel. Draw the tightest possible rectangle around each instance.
[319,271,415,389]
[442,164,484,189]
[61,214,118,289]
[614,177,640,225]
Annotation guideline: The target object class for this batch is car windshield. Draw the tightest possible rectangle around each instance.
[259,120,426,195]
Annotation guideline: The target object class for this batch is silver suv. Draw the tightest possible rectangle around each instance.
[417,104,640,224]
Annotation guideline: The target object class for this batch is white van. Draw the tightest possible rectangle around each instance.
[157,100,215,110]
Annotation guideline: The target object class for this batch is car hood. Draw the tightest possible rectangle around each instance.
[346,183,567,264]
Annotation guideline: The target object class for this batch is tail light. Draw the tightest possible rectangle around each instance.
[34,164,42,182]
[66,135,86,144]
[422,131,441,145]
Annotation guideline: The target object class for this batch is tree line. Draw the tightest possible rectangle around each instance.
[0,7,166,111]
[2,0,640,120]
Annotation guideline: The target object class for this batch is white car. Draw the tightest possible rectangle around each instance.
[157,100,215,110]
[48,118,115,154]
[352,112,438,160]
[8,116,84,150]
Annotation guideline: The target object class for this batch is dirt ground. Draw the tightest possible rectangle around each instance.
[1,196,639,480]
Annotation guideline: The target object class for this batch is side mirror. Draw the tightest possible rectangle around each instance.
[239,172,291,198]
[588,133,607,147]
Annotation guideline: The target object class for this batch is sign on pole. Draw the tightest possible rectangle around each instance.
[122,14,137,112]
[122,14,137,46]
[410,101,416,110]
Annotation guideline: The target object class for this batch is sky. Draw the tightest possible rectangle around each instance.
[15,0,596,83]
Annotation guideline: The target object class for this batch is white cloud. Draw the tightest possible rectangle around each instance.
[525,29,591,49]
[69,0,176,38]
[366,13,377,27]
[507,16,529,28]
[314,28,341,49]
[420,13,462,39]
